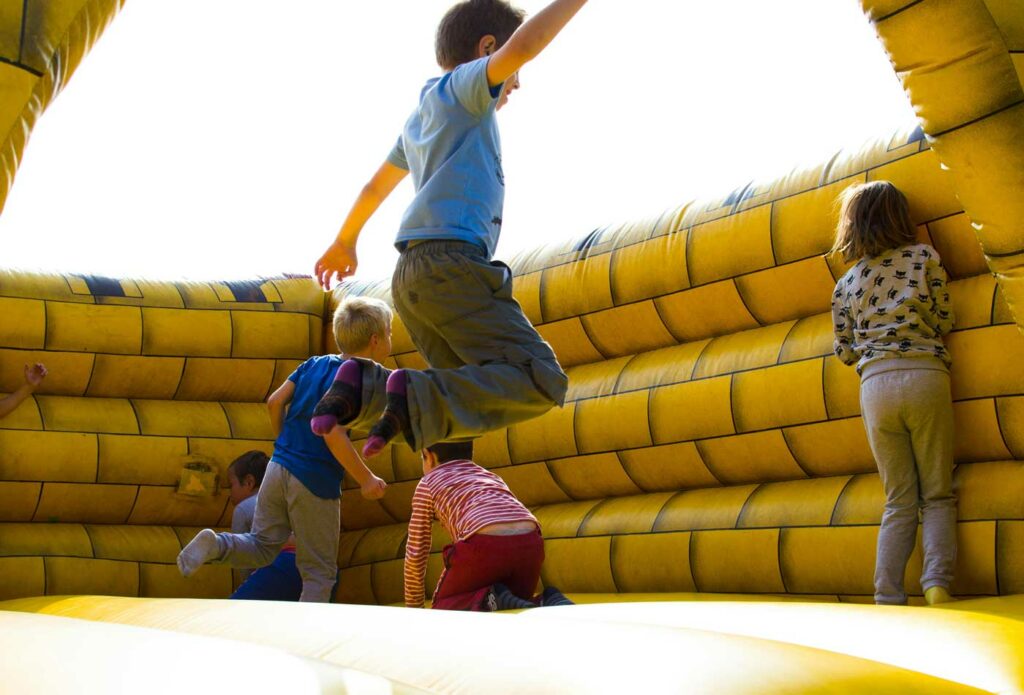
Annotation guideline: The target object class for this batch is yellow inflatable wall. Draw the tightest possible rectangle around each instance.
[1,0,1023,693]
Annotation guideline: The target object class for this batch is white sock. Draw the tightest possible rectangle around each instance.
[176,529,222,578]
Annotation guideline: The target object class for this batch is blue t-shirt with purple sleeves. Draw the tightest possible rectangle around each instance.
[387,57,505,260]
[272,354,345,499]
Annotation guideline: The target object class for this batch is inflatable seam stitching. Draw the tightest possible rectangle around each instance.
[930,98,1024,139]
[874,0,924,24]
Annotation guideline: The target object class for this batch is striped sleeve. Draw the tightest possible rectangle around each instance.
[403,479,434,608]
[430,461,537,540]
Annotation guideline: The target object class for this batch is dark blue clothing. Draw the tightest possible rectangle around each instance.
[273,354,345,499]
[230,550,305,601]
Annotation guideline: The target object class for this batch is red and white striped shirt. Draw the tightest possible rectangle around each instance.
[404,459,538,608]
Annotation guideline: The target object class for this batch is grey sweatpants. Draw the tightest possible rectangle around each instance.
[215,461,340,603]
[350,240,568,450]
[860,358,957,605]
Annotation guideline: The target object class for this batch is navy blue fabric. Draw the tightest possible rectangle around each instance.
[230,551,304,601]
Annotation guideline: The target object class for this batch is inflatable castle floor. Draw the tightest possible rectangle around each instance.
[1,0,1024,692]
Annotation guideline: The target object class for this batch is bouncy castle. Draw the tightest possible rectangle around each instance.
[1,1,1024,692]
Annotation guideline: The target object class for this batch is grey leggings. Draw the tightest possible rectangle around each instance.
[860,360,956,604]
[216,462,340,603]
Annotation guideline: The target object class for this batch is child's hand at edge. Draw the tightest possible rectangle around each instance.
[23,363,47,390]
[315,242,358,290]
[360,474,387,500]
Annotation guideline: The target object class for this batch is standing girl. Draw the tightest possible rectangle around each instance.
[831,180,957,606]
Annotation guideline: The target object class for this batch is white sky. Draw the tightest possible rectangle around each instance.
[0,0,917,282]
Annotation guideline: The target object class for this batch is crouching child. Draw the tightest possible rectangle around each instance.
[405,441,572,611]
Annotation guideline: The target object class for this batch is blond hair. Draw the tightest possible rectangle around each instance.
[831,181,917,262]
[332,296,392,354]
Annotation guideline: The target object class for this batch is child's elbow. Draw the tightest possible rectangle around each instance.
[363,179,388,204]
[836,350,858,367]
[266,392,286,412]
[509,42,541,70]
[936,310,955,336]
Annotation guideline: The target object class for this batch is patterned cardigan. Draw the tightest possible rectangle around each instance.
[831,243,955,374]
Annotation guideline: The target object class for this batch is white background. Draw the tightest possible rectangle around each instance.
[0,0,917,282]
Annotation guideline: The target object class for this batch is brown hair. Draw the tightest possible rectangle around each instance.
[426,440,474,464]
[435,0,525,70]
[332,296,392,354]
[228,450,269,487]
[832,181,918,262]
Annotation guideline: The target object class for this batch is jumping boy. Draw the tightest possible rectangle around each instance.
[405,441,573,610]
[177,297,392,602]
[311,0,587,457]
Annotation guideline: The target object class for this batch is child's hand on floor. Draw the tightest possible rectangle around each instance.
[360,474,387,500]
[23,363,47,389]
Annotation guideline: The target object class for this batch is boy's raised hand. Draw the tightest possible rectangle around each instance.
[360,474,388,500]
[23,363,47,389]
[486,0,587,87]
[315,241,358,289]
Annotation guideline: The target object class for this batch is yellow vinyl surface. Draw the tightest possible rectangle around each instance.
[2,595,1011,694]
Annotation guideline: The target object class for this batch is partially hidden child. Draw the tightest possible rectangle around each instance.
[225,450,304,601]
[0,362,46,420]
[405,441,573,611]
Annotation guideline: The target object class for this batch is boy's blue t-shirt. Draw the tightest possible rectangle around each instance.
[273,354,345,499]
[388,57,505,260]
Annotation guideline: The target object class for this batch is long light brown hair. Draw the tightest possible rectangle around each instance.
[831,181,917,262]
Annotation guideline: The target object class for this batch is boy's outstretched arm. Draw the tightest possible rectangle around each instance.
[323,427,387,500]
[0,363,46,420]
[486,0,588,87]
[315,161,409,289]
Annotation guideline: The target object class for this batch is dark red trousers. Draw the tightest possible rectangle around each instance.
[431,530,545,611]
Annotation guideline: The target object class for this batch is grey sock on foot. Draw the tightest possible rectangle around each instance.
[487,583,536,611]
[540,586,574,606]
[176,529,222,578]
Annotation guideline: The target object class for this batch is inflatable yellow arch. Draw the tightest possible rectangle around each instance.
[1,1,1024,692]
